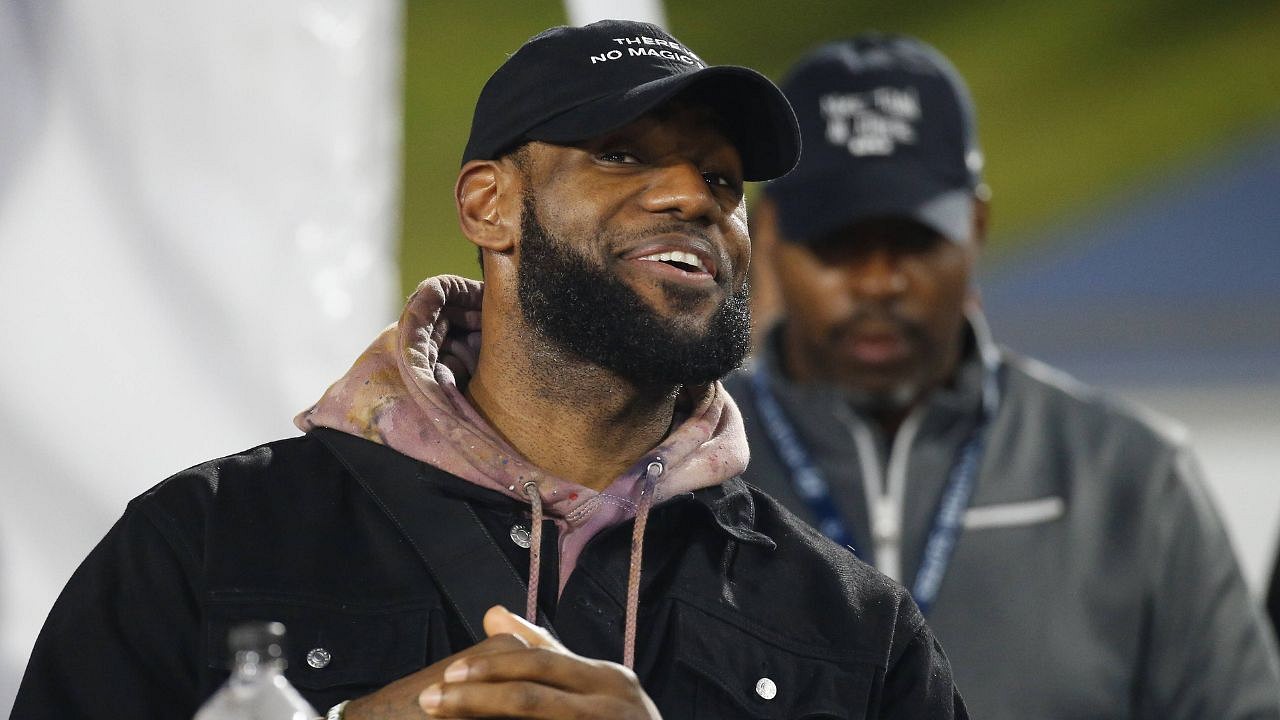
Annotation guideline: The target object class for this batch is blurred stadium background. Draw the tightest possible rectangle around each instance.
[2,0,1277,713]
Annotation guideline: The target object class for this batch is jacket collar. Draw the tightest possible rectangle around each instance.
[692,478,777,549]
[315,424,775,551]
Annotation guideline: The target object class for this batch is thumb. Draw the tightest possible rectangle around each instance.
[482,605,562,649]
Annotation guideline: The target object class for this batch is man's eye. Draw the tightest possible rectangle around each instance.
[599,151,641,164]
[702,172,740,192]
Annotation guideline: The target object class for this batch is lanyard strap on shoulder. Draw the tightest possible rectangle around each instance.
[748,368,864,557]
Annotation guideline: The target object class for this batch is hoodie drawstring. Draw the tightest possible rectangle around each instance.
[523,480,543,625]
[622,460,661,669]
[522,461,661,670]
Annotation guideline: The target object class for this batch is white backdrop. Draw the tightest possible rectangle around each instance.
[564,0,666,26]
[0,1,402,713]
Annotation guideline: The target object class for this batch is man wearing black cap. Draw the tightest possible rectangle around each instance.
[727,33,1280,718]
[14,21,967,719]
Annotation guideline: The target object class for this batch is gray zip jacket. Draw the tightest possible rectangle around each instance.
[725,314,1280,719]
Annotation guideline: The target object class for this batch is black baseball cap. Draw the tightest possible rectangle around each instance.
[765,34,984,244]
[462,19,800,182]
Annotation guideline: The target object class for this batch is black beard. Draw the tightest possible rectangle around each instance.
[515,193,750,389]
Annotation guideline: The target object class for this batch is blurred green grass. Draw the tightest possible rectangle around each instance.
[400,1,1280,295]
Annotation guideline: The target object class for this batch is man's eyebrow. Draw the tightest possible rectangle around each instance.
[595,121,651,144]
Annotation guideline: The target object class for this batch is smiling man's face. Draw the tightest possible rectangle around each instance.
[512,102,753,388]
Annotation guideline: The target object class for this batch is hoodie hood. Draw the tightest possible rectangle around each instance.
[296,274,751,591]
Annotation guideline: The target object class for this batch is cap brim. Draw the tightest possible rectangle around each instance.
[767,160,974,243]
[525,66,800,182]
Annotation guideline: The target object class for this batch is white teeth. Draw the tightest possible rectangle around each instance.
[639,250,707,273]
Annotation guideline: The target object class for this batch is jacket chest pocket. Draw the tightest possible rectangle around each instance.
[205,597,433,710]
[656,606,874,719]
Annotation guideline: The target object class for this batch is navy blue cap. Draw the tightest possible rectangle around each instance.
[766,34,983,243]
[462,19,800,182]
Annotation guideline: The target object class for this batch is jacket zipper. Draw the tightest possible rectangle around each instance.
[837,405,925,583]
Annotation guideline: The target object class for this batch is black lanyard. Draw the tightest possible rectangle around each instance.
[748,358,1000,616]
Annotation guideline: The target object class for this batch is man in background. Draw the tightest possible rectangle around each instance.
[727,33,1280,717]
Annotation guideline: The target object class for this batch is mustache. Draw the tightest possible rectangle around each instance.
[828,306,928,347]
[636,219,713,243]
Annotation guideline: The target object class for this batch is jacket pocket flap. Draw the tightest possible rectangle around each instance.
[205,598,429,690]
[669,608,872,718]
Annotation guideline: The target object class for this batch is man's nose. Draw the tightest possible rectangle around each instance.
[848,248,908,299]
[638,161,720,223]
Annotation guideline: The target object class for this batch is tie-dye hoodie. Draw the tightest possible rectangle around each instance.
[295,274,750,666]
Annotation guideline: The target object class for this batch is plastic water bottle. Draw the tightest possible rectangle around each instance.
[194,621,318,720]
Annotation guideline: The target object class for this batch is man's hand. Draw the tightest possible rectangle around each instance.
[343,623,529,720]
[413,606,661,719]
[343,606,659,720]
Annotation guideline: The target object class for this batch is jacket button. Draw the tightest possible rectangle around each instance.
[306,647,332,669]
[755,677,777,700]
[510,524,532,549]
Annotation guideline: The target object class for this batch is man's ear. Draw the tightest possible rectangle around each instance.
[966,192,991,310]
[456,159,522,254]
[749,194,781,259]
[747,194,784,352]
[971,191,991,249]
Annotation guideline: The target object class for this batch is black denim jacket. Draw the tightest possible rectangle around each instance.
[14,431,966,719]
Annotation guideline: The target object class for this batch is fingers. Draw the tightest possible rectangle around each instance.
[420,679,611,719]
[357,606,657,720]
[418,647,652,719]
[443,645,623,692]
[342,634,528,720]
[483,605,561,649]
[457,630,531,658]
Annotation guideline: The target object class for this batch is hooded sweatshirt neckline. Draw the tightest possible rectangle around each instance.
[295,274,751,595]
